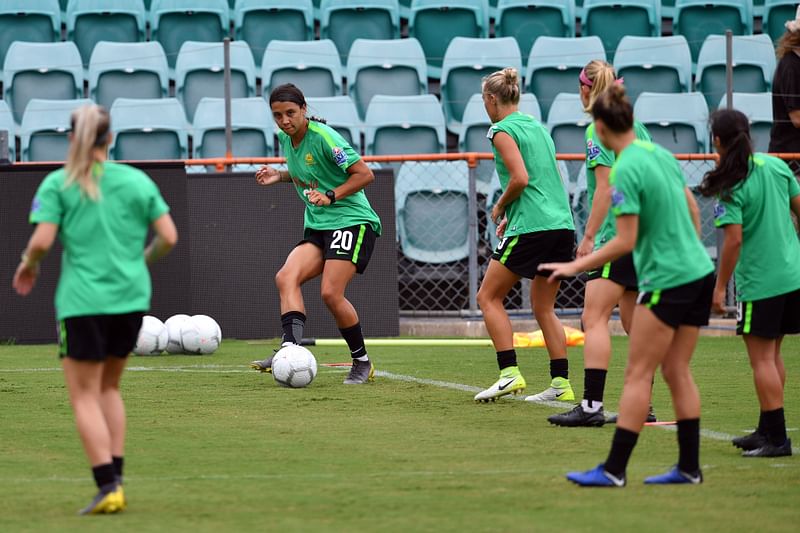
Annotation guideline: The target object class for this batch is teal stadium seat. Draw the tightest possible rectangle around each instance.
[305,96,363,152]
[441,37,523,134]
[526,36,605,118]
[110,98,189,160]
[66,0,147,65]
[150,0,230,69]
[3,42,83,125]
[717,92,773,153]
[364,94,446,155]
[0,1,60,68]
[496,0,576,67]
[89,42,170,110]
[546,93,590,154]
[175,41,256,122]
[320,0,401,65]
[346,39,428,120]
[261,40,343,97]
[634,92,709,153]
[613,36,692,103]
[234,0,314,69]
[399,0,412,17]
[582,0,660,63]
[396,161,471,263]
[764,0,799,42]
[0,100,16,162]
[408,0,490,78]
[192,97,273,159]
[673,0,754,64]
[20,99,93,162]
[695,34,775,109]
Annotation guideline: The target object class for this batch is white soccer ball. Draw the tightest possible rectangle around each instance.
[164,314,190,354]
[180,314,222,355]
[272,344,318,388]
[133,315,168,355]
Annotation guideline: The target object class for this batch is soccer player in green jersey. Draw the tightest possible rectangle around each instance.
[549,60,657,427]
[473,68,576,403]
[249,84,381,384]
[701,109,800,457]
[13,105,177,513]
[542,85,714,486]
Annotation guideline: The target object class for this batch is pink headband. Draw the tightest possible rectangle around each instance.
[579,68,624,87]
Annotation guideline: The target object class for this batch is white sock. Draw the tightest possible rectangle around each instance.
[355,354,369,362]
[582,399,603,413]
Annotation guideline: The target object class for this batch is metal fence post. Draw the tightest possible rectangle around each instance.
[725,30,733,110]
[467,154,479,316]
[223,37,233,172]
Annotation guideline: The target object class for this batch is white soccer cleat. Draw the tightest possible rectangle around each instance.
[524,377,575,402]
[474,374,527,402]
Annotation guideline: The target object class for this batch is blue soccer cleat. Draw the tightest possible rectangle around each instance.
[644,466,703,485]
[566,464,626,487]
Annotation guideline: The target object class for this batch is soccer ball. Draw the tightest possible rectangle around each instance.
[164,314,190,354]
[272,344,318,388]
[133,315,168,355]
[180,314,222,355]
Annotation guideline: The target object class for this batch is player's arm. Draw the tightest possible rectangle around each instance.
[490,131,527,223]
[685,187,702,237]
[712,223,741,314]
[145,213,178,265]
[255,165,292,185]
[307,160,374,206]
[577,165,611,257]
[13,222,58,296]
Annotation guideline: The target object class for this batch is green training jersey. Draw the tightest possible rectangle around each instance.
[279,121,381,235]
[489,112,574,237]
[610,140,713,292]
[585,120,651,248]
[714,154,800,301]
[29,162,170,320]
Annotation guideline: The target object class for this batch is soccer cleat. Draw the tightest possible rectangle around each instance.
[474,373,527,402]
[742,438,792,458]
[524,377,574,402]
[343,360,374,384]
[732,430,767,451]
[78,484,125,515]
[250,342,293,373]
[566,464,626,487]
[644,466,703,485]
[607,405,657,424]
[548,404,606,427]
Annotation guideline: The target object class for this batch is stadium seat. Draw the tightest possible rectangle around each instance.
[3,42,84,125]
[581,0,660,63]
[764,0,799,42]
[695,34,775,109]
[19,99,93,162]
[673,0,754,63]
[192,97,273,159]
[396,160,471,263]
[546,93,590,154]
[66,0,147,65]
[408,0,491,78]
[495,0,576,66]
[88,42,170,111]
[364,94,446,155]
[346,38,428,120]
[305,96,363,152]
[0,100,16,162]
[440,37,523,134]
[233,0,314,68]
[717,92,773,153]
[109,98,189,160]
[261,40,343,98]
[0,1,61,68]
[149,0,231,69]
[320,0,401,64]
[634,92,709,153]
[526,36,605,118]
[613,36,692,103]
[175,41,256,122]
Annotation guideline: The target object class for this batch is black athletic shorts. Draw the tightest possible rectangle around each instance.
[636,272,714,329]
[300,224,377,274]
[58,312,144,361]
[586,253,638,291]
[737,288,800,338]
[491,229,575,279]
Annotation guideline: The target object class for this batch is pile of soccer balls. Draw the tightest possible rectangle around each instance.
[133,314,222,356]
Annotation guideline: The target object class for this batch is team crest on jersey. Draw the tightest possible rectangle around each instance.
[332,146,347,167]
[586,139,601,161]
[610,187,625,207]
[713,202,726,220]
[305,153,315,166]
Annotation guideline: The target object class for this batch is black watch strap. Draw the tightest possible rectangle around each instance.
[325,190,336,204]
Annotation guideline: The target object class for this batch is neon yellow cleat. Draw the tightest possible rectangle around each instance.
[79,485,125,515]
[525,377,575,402]
[474,372,527,402]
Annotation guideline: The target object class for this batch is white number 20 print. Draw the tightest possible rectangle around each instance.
[331,230,353,251]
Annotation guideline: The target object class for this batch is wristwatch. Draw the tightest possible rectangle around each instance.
[325,190,336,204]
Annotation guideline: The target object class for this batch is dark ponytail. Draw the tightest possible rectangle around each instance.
[268,83,326,123]
[699,109,753,201]
[590,84,633,133]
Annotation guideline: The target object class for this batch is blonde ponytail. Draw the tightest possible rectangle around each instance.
[482,67,521,105]
[581,60,618,113]
[65,104,110,201]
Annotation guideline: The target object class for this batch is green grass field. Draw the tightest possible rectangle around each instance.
[1,337,799,532]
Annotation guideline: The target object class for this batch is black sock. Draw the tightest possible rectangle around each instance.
[496,349,517,371]
[583,368,607,404]
[340,323,367,359]
[112,456,124,482]
[92,463,116,490]
[762,408,787,446]
[757,411,766,435]
[281,311,306,344]
[550,358,568,380]
[676,418,701,474]
[604,428,639,477]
